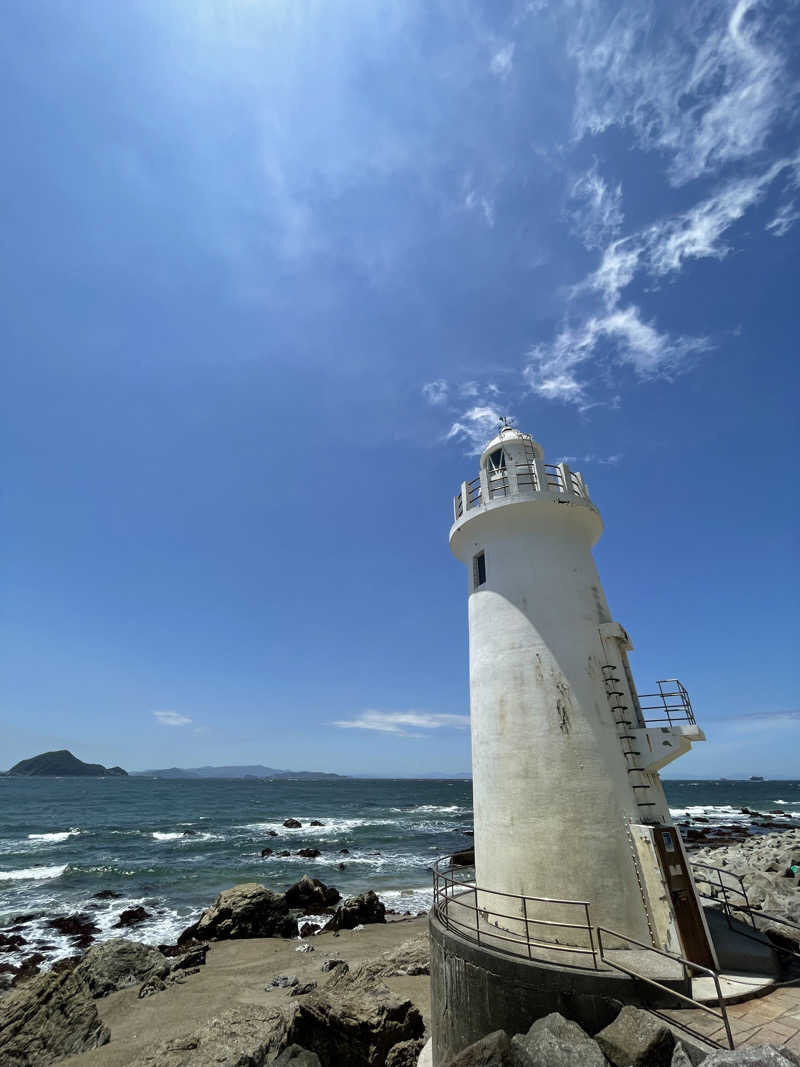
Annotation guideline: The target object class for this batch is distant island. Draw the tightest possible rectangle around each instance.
[132,764,345,780]
[4,749,127,777]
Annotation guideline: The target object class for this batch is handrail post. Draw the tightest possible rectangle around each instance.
[584,904,597,970]
[522,896,531,960]
[713,971,735,1049]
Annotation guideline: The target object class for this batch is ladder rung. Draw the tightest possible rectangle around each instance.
[615,720,632,726]
[637,803,657,807]
[611,705,628,711]
[600,664,617,670]
[604,677,621,684]
[631,784,650,789]
[606,691,624,697]
[627,766,644,772]
[618,735,636,740]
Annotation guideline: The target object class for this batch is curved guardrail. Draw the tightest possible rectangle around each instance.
[432,858,598,970]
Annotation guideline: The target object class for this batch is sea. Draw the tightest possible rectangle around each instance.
[2,776,799,973]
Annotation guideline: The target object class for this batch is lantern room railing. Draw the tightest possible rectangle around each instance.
[453,460,590,522]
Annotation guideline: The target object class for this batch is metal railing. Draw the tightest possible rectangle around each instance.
[597,926,734,1050]
[433,859,598,970]
[515,462,539,492]
[543,463,565,491]
[691,860,800,962]
[637,679,696,727]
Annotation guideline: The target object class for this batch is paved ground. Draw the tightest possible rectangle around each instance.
[665,980,800,1053]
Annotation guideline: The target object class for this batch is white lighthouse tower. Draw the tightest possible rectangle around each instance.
[448,422,712,965]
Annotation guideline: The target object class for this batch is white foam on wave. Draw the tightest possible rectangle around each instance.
[380,886,434,914]
[406,805,470,815]
[27,829,81,843]
[152,832,184,841]
[239,817,398,837]
[0,864,67,881]
[151,831,222,843]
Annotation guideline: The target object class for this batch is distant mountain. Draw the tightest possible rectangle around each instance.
[133,764,344,780]
[5,750,127,777]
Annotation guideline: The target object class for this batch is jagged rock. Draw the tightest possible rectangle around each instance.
[138,1005,289,1066]
[267,830,279,837]
[284,819,302,829]
[273,1046,322,1067]
[91,890,121,900]
[290,981,318,996]
[671,1044,694,1067]
[320,958,347,973]
[46,914,99,949]
[0,932,26,952]
[451,848,475,866]
[284,875,341,913]
[180,883,297,943]
[442,1029,514,1067]
[271,975,299,988]
[279,851,291,857]
[512,1012,606,1067]
[310,821,324,826]
[0,968,110,1065]
[595,1005,675,1067]
[325,936,428,988]
[115,906,151,928]
[322,890,385,932]
[170,944,208,971]
[296,848,321,859]
[138,976,167,998]
[702,1050,798,1066]
[299,923,319,938]
[284,988,424,1066]
[262,848,274,857]
[386,1039,427,1067]
[74,938,169,998]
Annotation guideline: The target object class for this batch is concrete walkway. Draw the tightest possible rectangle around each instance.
[664,981,800,1053]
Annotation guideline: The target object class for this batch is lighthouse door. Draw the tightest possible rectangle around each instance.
[652,826,716,970]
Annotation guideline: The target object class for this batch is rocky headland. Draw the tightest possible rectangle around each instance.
[3,751,127,778]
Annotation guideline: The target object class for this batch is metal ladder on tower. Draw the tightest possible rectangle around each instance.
[600,664,658,817]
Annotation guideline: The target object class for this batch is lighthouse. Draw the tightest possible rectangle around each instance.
[448,422,709,948]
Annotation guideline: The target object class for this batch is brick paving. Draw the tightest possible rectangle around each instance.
[665,982,800,1051]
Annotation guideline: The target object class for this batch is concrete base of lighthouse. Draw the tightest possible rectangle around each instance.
[429,910,691,1065]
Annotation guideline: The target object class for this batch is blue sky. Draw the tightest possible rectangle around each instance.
[2,0,798,776]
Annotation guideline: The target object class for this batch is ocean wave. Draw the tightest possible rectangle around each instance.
[152,832,184,841]
[27,829,81,843]
[239,818,398,836]
[380,886,434,913]
[0,864,67,881]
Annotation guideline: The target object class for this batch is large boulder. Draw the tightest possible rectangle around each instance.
[512,1013,606,1067]
[284,988,424,1066]
[442,1030,514,1067]
[386,1040,427,1067]
[322,890,386,932]
[180,883,297,942]
[595,1005,675,1067]
[137,1005,290,1066]
[284,876,341,913]
[324,936,429,990]
[74,938,169,998]
[0,968,110,1066]
[273,1046,322,1067]
[700,1049,798,1067]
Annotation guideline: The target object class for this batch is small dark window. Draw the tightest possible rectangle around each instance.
[473,551,486,589]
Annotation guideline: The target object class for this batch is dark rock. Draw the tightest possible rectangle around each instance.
[310,821,324,827]
[451,848,475,866]
[280,850,291,857]
[296,848,321,859]
[262,848,274,857]
[0,932,27,952]
[322,890,386,932]
[0,968,110,1065]
[284,988,424,1066]
[320,958,347,973]
[74,938,169,998]
[512,1012,606,1067]
[338,863,346,870]
[339,848,350,855]
[284,819,302,829]
[596,1005,675,1067]
[299,923,319,938]
[387,1039,427,1067]
[273,1045,322,1067]
[114,906,151,928]
[290,981,318,996]
[170,944,208,971]
[267,830,279,837]
[51,956,81,976]
[701,1049,797,1066]
[46,913,99,949]
[442,1029,513,1067]
[8,914,41,926]
[91,890,120,900]
[271,974,299,988]
[285,875,341,913]
[181,883,297,942]
[182,829,198,837]
[11,954,46,986]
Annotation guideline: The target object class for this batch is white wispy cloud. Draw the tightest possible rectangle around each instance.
[446,404,510,453]
[558,453,622,466]
[153,710,192,727]
[767,201,800,238]
[489,42,515,79]
[463,176,495,227]
[570,0,796,186]
[569,164,624,250]
[332,710,469,738]
[422,379,449,405]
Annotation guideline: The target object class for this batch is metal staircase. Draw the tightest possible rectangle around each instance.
[600,663,659,817]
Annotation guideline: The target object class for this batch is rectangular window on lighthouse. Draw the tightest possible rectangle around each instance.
[473,551,486,589]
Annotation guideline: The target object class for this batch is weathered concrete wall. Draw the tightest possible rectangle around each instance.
[429,911,687,1065]
[451,494,659,940]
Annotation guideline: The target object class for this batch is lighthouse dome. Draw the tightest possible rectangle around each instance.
[480,424,542,474]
